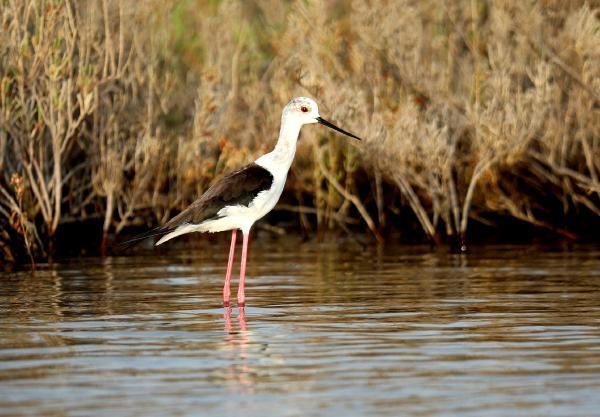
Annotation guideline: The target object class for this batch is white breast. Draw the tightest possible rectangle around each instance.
[214,166,285,233]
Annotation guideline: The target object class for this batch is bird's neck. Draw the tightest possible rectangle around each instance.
[256,117,301,172]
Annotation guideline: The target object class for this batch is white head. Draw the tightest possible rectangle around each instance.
[282,97,362,140]
[282,97,320,125]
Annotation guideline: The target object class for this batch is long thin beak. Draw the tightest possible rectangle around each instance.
[316,117,362,141]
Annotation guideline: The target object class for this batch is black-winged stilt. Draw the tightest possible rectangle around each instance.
[126,97,361,306]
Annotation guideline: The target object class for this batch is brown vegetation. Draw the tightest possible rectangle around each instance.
[1,0,599,263]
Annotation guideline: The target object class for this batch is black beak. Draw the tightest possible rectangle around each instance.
[317,117,362,141]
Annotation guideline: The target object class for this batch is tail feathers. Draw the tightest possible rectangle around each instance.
[155,224,199,246]
[116,226,173,250]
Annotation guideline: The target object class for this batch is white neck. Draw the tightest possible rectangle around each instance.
[255,115,301,173]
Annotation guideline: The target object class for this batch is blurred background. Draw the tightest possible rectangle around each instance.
[1,0,599,263]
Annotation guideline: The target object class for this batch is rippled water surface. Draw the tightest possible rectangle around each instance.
[2,241,600,416]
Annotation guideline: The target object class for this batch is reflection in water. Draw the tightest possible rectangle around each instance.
[223,307,251,393]
[224,307,247,334]
[1,242,600,416]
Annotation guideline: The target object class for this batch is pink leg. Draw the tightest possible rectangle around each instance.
[223,229,237,307]
[237,232,250,307]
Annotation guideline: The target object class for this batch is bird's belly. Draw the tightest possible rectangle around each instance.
[212,182,284,233]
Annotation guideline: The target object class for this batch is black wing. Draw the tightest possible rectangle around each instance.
[119,163,273,247]
[164,162,274,227]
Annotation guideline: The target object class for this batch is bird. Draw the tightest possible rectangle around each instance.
[123,97,362,307]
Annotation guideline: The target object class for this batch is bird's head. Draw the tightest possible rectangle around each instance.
[284,97,362,140]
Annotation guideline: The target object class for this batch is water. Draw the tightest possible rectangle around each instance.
[1,240,600,417]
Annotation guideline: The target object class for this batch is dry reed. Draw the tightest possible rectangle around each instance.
[1,0,598,263]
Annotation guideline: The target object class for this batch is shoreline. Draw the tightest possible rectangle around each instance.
[3,212,599,269]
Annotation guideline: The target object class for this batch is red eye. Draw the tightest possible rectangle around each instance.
[300,106,308,113]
